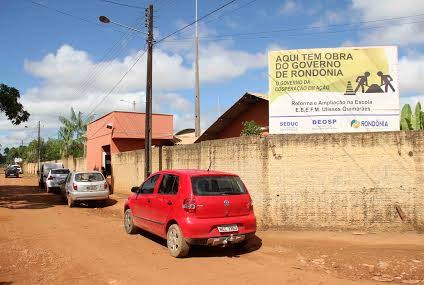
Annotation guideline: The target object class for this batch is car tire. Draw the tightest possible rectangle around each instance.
[167,224,190,258]
[67,195,75,208]
[124,209,139,234]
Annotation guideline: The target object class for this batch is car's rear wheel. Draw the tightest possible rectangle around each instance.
[124,209,139,234]
[167,224,190,258]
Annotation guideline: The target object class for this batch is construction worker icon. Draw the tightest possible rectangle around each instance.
[377,71,395,92]
[354,71,370,93]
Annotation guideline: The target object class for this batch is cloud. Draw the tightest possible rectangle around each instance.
[1,38,267,147]
[351,0,424,46]
[310,10,345,29]
[399,54,424,94]
[351,0,424,21]
[278,0,298,15]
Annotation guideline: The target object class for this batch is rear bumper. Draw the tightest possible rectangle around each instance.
[180,213,257,240]
[46,181,64,188]
[69,190,109,201]
[186,233,255,246]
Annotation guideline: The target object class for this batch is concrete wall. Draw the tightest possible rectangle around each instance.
[23,156,86,174]
[110,131,424,232]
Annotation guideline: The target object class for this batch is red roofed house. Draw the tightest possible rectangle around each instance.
[86,111,174,175]
[195,92,268,143]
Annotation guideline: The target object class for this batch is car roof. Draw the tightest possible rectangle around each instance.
[44,163,63,167]
[154,169,238,177]
[73,171,102,174]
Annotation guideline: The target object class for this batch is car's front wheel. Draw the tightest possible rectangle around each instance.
[167,224,190,258]
[124,209,139,234]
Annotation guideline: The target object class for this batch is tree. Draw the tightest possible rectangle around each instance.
[0,84,30,125]
[240,120,263,136]
[44,139,62,161]
[400,102,424,130]
[58,108,93,158]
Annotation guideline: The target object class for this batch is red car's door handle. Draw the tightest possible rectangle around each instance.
[167,201,172,206]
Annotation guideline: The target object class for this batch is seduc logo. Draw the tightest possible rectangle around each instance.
[280,121,298,127]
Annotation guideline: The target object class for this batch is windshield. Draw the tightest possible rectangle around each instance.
[51,169,69,175]
[44,164,62,173]
[191,176,247,196]
[75,173,104,182]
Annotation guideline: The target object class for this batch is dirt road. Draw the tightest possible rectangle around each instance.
[1,174,423,284]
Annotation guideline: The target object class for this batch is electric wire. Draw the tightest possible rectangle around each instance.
[162,12,424,42]
[178,0,259,37]
[28,0,128,35]
[83,47,148,121]
[154,0,238,45]
[99,0,145,9]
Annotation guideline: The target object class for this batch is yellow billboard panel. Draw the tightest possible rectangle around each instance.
[268,46,399,134]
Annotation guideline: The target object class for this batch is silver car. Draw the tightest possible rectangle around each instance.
[62,171,109,207]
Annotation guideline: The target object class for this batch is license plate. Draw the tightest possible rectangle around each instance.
[218,224,238,233]
[86,185,97,191]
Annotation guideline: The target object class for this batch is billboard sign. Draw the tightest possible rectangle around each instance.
[268,46,399,134]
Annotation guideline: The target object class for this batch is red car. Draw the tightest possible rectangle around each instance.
[124,169,257,258]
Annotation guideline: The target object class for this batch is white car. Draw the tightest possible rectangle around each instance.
[39,162,64,187]
[45,168,70,193]
[11,164,22,174]
[62,171,109,207]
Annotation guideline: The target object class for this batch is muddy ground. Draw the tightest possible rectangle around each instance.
[0,174,423,284]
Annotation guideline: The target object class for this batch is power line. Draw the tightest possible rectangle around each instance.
[84,47,148,120]
[74,14,146,114]
[214,12,424,39]
[28,0,127,34]
[179,0,259,36]
[161,17,424,43]
[99,0,145,9]
[155,0,177,10]
[155,0,238,44]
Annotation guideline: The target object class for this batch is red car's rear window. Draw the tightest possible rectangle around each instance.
[191,176,247,196]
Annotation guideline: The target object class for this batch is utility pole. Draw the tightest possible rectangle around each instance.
[144,4,153,179]
[194,0,201,137]
[37,121,41,173]
[132,100,136,112]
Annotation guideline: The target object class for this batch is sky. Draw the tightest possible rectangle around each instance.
[1,0,424,149]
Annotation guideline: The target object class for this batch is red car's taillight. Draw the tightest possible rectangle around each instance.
[247,198,254,212]
[72,183,78,190]
[103,182,108,190]
[182,198,196,213]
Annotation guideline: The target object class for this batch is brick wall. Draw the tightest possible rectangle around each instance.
[112,131,424,231]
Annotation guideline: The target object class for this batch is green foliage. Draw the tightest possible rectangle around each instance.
[58,108,93,158]
[400,102,424,131]
[0,84,30,125]
[240,120,262,136]
[400,104,412,130]
[3,138,62,164]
